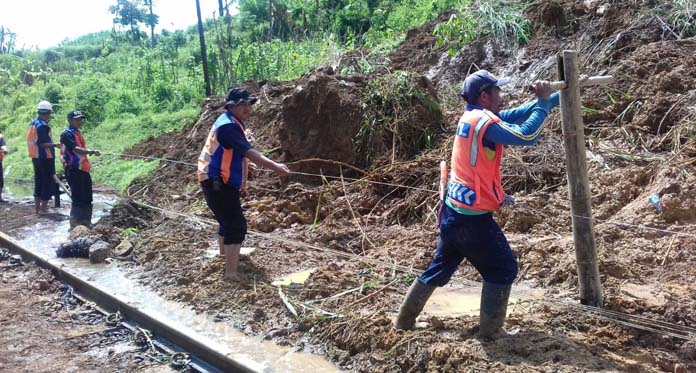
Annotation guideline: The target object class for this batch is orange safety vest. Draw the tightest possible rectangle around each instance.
[197,113,249,189]
[447,108,505,212]
[0,134,5,162]
[60,126,91,173]
[26,118,54,159]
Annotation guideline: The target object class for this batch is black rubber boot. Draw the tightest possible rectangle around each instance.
[479,281,512,340]
[69,204,80,229]
[80,204,93,228]
[394,278,436,330]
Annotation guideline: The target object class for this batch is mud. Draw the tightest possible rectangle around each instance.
[51,0,696,372]
[0,253,171,372]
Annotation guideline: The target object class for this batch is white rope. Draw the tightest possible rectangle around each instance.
[129,198,696,341]
[98,151,696,239]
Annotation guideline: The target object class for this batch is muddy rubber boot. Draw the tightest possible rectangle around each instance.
[69,204,80,228]
[478,281,512,340]
[394,278,436,330]
[81,204,93,228]
[224,244,242,281]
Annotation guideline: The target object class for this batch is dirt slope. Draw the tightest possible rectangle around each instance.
[96,0,696,371]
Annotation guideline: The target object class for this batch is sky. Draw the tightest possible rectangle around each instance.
[0,0,222,49]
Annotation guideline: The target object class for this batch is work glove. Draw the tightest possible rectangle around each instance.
[500,194,515,208]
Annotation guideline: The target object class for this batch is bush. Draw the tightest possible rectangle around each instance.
[43,82,64,107]
[72,78,110,125]
[354,71,442,166]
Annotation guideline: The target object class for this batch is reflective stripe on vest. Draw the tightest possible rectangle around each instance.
[197,112,249,188]
[61,127,91,173]
[447,109,504,212]
[469,115,491,167]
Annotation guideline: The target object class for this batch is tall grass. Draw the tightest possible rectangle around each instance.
[669,0,696,38]
[475,1,532,47]
[434,0,532,55]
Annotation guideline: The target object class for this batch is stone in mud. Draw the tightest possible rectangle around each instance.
[34,280,50,291]
[56,237,96,258]
[68,225,93,240]
[113,239,134,257]
[89,240,111,263]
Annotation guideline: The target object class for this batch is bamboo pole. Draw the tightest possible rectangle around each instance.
[558,50,603,307]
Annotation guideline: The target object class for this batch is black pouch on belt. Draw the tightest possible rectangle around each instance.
[210,176,223,191]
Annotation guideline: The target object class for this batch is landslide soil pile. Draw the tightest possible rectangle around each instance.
[99,1,696,371]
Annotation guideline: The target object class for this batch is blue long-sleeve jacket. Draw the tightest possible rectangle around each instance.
[476,92,560,148]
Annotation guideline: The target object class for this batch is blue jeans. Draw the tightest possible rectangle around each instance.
[419,204,518,286]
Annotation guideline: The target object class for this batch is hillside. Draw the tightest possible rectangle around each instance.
[3,0,696,371]
[85,0,696,372]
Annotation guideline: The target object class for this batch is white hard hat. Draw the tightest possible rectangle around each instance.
[37,100,53,111]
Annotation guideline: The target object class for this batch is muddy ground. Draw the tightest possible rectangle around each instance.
[12,0,696,372]
[0,241,172,373]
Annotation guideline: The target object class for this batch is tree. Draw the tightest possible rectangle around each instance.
[0,26,17,54]
[144,0,159,47]
[195,0,211,96]
[109,0,158,46]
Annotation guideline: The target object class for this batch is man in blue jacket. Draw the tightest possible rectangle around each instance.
[395,70,559,339]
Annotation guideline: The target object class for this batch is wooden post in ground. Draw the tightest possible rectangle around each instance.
[557,50,603,307]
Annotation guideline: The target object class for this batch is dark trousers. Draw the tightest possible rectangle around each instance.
[419,204,519,286]
[66,168,93,206]
[0,161,4,192]
[32,158,56,201]
[201,181,247,245]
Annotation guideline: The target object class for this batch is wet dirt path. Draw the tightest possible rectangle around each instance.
[0,254,171,372]
[0,182,339,372]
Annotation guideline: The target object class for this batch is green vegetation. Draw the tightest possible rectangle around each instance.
[668,0,696,38]
[434,1,531,56]
[0,0,534,190]
[355,71,442,166]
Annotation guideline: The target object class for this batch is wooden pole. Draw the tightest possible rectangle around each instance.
[558,50,603,307]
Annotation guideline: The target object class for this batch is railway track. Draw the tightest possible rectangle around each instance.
[0,230,258,373]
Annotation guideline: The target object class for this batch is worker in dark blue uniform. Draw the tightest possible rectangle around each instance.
[27,101,61,215]
[60,110,100,228]
[198,87,289,280]
[395,70,560,339]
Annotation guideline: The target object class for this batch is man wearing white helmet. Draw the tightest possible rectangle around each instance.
[27,101,60,214]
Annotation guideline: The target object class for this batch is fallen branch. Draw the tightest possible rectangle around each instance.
[343,278,398,311]
[277,286,298,318]
[661,236,678,266]
[286,158,367,175]
[339,169,376,254]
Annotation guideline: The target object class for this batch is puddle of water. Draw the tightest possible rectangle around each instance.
[272,268,317,287]
[3,181,35,201]
[424,285,544,317]
[12,187,338,372]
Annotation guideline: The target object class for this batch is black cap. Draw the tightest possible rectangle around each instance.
[225,87,257,107]
[67,110,85,120]
[460,70,512,103]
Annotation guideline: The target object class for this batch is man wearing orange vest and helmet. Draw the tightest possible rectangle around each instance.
[60,110,101,229]
[198,87,290,281]
[0,132,8,202]
[27,100,61,214]
[395,70,559,339]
